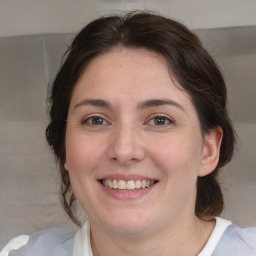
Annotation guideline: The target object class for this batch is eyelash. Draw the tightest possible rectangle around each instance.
[145,115,174,126]
[81,115,174,127]
[82,115,110,126]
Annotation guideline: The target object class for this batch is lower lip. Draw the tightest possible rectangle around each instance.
[99,182,156,200]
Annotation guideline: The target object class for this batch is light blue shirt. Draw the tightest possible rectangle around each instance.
[2,219,256,256]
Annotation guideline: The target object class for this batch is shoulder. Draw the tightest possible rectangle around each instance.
[213,224,256,256]
[0,227,75,256]
[0,235,29,256]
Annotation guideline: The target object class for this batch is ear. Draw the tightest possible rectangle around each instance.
[198,126,223,177]
[64,161,69,171]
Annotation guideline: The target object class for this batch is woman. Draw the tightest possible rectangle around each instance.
[1,12,256,256]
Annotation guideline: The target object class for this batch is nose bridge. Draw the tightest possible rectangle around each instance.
[109,119,144,164]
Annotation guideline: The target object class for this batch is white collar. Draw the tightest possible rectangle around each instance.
[73,217,232,256]
[198,217,232,256]
[73,221,93,256]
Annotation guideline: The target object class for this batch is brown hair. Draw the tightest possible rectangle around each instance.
[46,11,235,226]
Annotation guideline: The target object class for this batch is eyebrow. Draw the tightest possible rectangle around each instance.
[74,99,112,109]
[138,99,185,112]
[74,98,185,112]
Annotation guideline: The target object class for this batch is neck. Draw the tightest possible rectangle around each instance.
[90,215,215,256]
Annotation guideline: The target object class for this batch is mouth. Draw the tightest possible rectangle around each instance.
[99,179,158,191]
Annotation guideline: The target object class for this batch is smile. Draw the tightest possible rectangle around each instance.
[100,179,157,191]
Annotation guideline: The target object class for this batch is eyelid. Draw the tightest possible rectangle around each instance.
[81,114,111,125]
[144,114,174,126]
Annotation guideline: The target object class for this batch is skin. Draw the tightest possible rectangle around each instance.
[65,48,223,256]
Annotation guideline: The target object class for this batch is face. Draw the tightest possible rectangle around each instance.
[65,48,220,236]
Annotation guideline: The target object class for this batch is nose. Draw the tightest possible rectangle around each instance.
[108,123,145,165]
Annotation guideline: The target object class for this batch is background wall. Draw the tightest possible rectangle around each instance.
[1,0,256,37]
[0,0,256,249]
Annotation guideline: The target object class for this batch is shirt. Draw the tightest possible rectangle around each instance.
[1,217,256,256]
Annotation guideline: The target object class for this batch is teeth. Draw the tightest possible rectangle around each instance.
[113,179,118,189]
[102,179,156,190]
[141,180,146,188]
[108,179,113,188]
[118,180,127,189]
[127,180,135,190]
[135,180,141,189]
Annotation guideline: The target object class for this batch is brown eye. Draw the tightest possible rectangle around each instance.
[91,117,104,125]
[82,116,109,126]
[154,117,167,125]
[147,115,173,126]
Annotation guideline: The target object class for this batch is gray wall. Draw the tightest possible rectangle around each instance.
[0,26,256,248]
[1,0,256,37]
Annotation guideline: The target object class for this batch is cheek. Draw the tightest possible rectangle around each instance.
[147,132,203,178]
[145,136,201,217]
[64,134,106,174]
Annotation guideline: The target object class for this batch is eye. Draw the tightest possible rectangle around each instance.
[147,115,173,126]
[82,115,110,126]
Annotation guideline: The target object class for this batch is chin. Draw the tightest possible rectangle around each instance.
[110,222,151,236]
[98,210,153,236]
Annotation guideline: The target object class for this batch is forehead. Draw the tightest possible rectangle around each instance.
[70,47,192,108]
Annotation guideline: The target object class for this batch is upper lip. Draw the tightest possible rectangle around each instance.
[98,174,158,181]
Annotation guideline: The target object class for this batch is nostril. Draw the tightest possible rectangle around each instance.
[107,131,145,164]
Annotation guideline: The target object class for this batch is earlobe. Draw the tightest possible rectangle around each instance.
[64,161,69,171]
[198,126,223,177]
